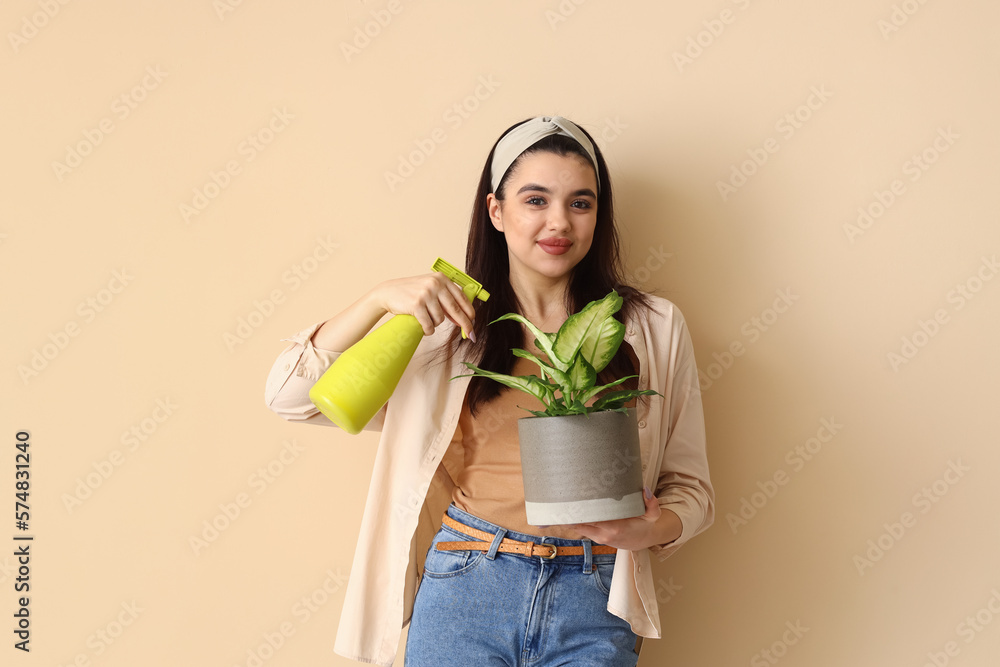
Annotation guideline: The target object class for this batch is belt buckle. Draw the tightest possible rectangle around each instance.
[539,543,558,559]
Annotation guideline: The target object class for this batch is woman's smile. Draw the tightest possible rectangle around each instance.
[538,237,572,254]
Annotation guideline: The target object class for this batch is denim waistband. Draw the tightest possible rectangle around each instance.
[443,504,617,562]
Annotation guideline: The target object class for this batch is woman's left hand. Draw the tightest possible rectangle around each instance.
[567,487,682,551]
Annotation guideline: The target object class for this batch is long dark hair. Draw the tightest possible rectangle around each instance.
[429,117,662,419]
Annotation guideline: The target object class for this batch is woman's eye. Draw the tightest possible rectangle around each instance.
[524,196,592,208]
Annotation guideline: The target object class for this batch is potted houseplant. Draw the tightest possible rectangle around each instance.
[450,290,662,526]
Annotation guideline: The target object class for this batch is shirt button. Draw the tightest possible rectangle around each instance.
[627,328,635,337]
[642,463,647,471]
[283,363,290,371]
[639,375,646,384]
[638,420,646,428]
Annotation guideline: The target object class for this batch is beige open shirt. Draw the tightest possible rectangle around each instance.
[264,294,715,666]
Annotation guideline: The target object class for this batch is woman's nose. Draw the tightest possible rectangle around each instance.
[547,206,572,230]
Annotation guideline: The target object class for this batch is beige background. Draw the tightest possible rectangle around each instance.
[3,0,999,665]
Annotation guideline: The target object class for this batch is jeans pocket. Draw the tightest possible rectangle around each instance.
[592,561,615,595]
[421,544,485,579]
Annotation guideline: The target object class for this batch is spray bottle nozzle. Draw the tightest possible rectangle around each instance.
[431,257,489,339]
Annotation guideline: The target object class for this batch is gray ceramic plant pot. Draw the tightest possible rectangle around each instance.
[518,407,646,526]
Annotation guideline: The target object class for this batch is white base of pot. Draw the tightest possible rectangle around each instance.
[525,491,646,527]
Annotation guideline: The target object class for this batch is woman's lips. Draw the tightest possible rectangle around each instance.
[538,240,571,255]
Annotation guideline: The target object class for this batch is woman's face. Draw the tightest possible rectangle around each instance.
[487,150,598,286]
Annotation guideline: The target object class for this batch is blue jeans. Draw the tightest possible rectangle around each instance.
[404,504,640,666]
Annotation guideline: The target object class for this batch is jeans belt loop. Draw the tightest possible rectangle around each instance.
[582,538,593,574]
[485,527,507,561]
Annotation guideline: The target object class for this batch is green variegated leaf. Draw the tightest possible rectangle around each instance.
[488,313,566,371]
[451,363,550,403]
[534,377,558,406]
[591,389,663,411]
[511,348,570,386]
[576,375,635,405]
[523,374,555,401]
[552,291,623,366]
[566,354,596,393]
[579,318,625,373]
[448,290,658,418]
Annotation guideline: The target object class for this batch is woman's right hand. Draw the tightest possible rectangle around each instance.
[371,272,478,339]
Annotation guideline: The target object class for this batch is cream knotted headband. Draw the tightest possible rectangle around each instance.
[490,116,600,194]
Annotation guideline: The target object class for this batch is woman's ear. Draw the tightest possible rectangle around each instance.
[486,193,503,232]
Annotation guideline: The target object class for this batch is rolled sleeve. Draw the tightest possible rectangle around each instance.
[264,321,387,431]
[648,316,715,561]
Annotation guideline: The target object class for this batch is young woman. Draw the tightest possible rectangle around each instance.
[265,115,714,666]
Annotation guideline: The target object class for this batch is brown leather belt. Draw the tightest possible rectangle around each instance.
[436,513,617,559]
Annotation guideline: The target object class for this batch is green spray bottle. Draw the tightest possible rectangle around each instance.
[308,257,489,434]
